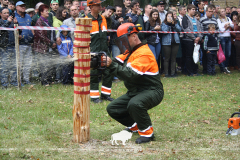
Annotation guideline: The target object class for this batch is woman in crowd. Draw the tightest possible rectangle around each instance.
[33,4,57,86]
[234,14,240,72]
[229,11,238,71]
[217,8,234,73]
[53,6,68,34]
[161,11,181,77]
[144,9,161,63]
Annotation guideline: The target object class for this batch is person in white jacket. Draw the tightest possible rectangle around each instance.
[217,8,234,73]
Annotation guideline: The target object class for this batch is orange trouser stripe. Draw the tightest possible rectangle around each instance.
[130,124,139,131]
[138,127,153,136]
[101,87,111,94]
[90,92,100,97]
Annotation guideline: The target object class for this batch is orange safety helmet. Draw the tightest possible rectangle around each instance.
[117,23,142,37]
[87,0,104,6]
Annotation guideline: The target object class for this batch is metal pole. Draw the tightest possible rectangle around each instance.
[14,24,21,90]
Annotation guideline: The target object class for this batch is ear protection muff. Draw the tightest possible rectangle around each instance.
[127,24,143,34]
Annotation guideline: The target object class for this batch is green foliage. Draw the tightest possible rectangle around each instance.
[0,70,240,159]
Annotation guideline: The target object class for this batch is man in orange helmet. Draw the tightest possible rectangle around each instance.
[86,0,114,103]
[103,23,164,144]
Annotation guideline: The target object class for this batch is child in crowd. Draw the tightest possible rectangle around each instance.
[195,12,201,21]
[57,25,74,85]
[203,24,219,75]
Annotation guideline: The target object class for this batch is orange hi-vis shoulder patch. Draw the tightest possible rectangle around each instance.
[127,44,159,75]
[115,51,130,63]
[85,15,107,35]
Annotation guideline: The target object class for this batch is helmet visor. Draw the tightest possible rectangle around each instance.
[114,34,131,55]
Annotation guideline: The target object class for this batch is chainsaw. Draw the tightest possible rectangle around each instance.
[226,111,240,135]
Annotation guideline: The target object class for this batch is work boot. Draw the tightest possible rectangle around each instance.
[101,96,114,102]
[135,134,155,144]
[91,98,102,104]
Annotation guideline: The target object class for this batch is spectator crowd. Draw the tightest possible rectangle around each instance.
[0,0,240,90]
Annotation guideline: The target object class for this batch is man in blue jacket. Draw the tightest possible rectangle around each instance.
[15,1,34,85]
[0,7,17,89]
[57,25,74,85]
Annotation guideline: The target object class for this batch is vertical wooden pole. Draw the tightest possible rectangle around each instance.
[14,24,21,90]
[73,18,92,143]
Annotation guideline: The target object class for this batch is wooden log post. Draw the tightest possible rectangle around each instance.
[72,18,92,143]
[14,24,21,90]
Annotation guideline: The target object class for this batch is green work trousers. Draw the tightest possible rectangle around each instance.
[107,89,164,131]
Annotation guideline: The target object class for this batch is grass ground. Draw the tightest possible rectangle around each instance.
[0,70,240,160]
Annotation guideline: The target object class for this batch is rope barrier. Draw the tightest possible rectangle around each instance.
[1,26,240,34]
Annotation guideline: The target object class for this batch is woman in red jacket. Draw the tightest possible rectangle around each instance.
[234,14,240,72]
[33,4,57,86]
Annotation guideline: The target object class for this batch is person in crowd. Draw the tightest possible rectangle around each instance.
[72,0,79,10]
[1,0,9,8]
[145,9,161,64]
[101,5,115,30]
[229,11,238,71]
[197,0,205,17]
[56,5,80,44]
[52,6,68,83]
[157,1,167,22]
[57,25,74,85]
[15,1,34,85]
[233,14,240,72]
[217,8,234,73]
[177,5,186,73]
[143,4,152,22]
[104,23,164,144]
[226,6,231,18]
[64,0,72,18]
[161,11,181,77]
[122,0,131,17]
[152,6,157,10]
[126,1,145,41]
[200,5,220,74]
[0,7,18,88]
[110,5,124,83]
[33,4,57,86]
[26,8,35,18]
[80,6,91,17]
[203,24,220,75]
[32,2,53,26]
[8,1,14,13]
[53,6,68,33]
[85,0,113,103]
[178,5,186,26]
[237,8,240,14]
[195,11,201,21]
[50,0,59,16]
[182,4,202,76]
[212,5,219,19]
[231,6,237,12]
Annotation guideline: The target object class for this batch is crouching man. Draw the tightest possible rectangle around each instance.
[103,23,164,144]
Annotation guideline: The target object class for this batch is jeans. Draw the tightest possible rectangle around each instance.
[112,45,121,80]
[19,45,33,83]
[220,37,231,68]
[206,51,217,74]
[162,43,179,75]
[182,40,198,75]
[148,42,161,62]
[0,46,17,86]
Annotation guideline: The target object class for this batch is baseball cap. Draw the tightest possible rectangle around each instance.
[106,5,116,12]
[35,2,44,10]
[16,1,25,7]
[157,1,166,6]
[51,0,59,4]
[25,8,35,13]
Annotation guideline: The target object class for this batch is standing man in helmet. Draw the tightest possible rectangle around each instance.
[103,23,164,144]
[86,0,114,103]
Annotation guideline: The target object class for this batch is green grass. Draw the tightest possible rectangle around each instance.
[0,70,240,159]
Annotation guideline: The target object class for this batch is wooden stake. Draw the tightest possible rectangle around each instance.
[14,24,21,90]
[73,18,92,143]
